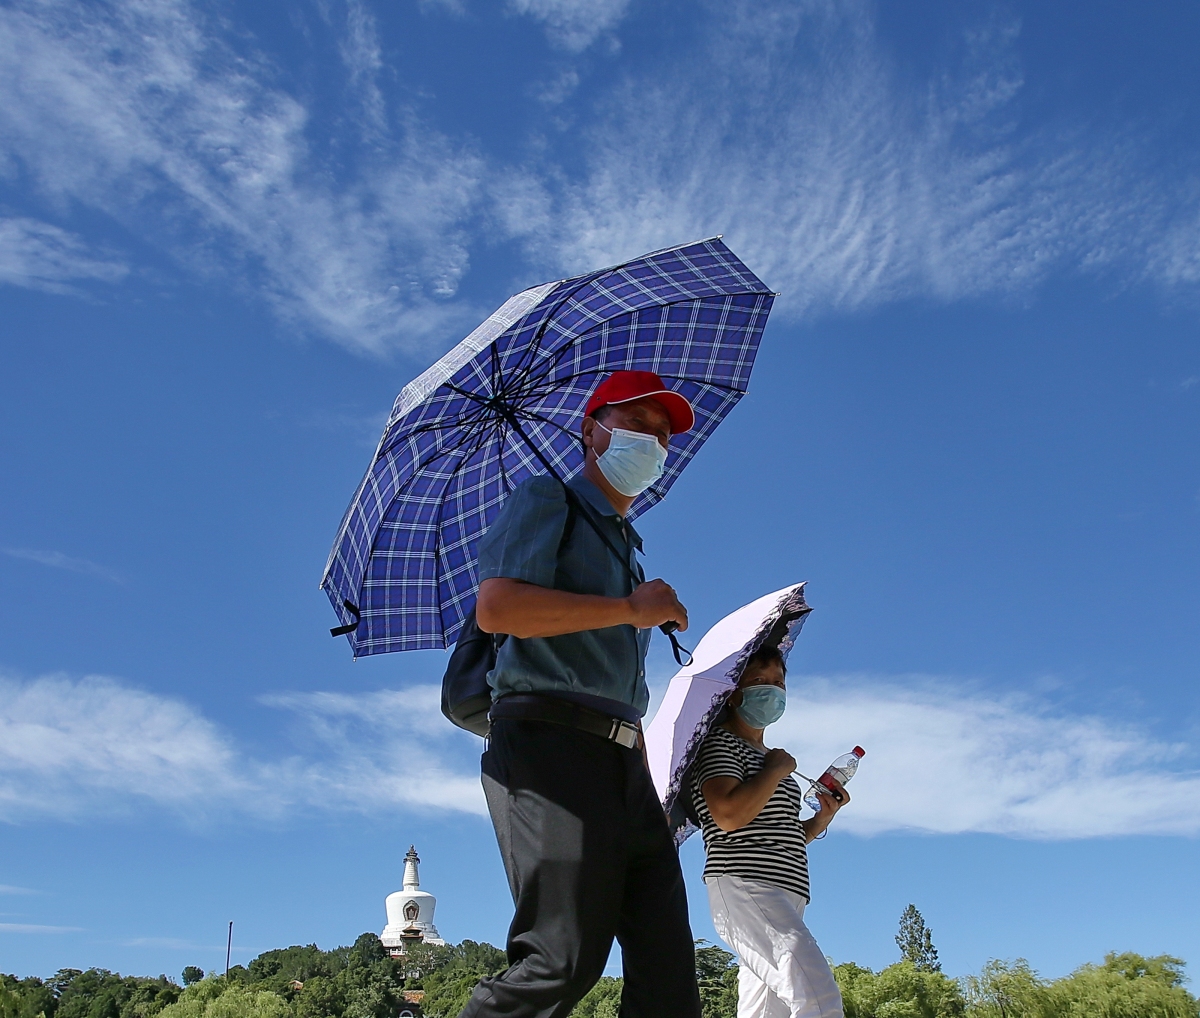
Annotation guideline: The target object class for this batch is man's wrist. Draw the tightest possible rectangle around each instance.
[618,595,636,627]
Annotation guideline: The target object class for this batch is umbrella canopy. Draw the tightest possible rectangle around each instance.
[322,237,775,656]
[645,583,812,844]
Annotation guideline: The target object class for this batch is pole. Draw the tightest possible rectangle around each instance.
[225,921,233,980]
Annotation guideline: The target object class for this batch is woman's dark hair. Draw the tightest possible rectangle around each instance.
[743,643,786,677]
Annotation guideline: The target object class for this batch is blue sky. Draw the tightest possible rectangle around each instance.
[2,0,1199,988]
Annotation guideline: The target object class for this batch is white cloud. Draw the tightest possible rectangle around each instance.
[511,1,1200,321]
[509,0,630,51]
[0,922,83,933]
[0,672,485,823]
[122,936,229,950]
[774,677,1200,839]
[0,217,127,294]
[0,0,483,354]
[0,674,250,817]
[1,670,1196,839]
[3,547,123,583]
[335,0,388,137]
[0,885,36,895]
[261,687,487,815]
[3,0,1199,353]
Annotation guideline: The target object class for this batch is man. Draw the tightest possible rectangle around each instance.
[459,370,702,1018]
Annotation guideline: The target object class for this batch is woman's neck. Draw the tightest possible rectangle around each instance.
[723,712,766,749]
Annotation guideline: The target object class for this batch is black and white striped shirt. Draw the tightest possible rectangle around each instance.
[691,725,810,901]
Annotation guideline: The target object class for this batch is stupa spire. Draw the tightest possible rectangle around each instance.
[402,845,420,890]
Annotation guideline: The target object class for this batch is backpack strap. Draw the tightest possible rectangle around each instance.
[557,480,692,666]
[557,488,578,553]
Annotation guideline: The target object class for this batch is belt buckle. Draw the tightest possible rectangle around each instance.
[609,719,640,749]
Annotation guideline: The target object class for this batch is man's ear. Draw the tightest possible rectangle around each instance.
[580,415,597,454]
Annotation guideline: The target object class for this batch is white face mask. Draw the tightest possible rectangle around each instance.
[594,422,668,497]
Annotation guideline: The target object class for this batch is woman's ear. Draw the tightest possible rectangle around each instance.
[727,689,743,708]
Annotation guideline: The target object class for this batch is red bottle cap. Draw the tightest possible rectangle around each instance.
[852,746,865,757]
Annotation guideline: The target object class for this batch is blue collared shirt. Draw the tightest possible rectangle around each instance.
[475,473,651,718]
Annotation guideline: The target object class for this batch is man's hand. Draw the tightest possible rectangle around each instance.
[801,777,849,843]
[627,578,688,631]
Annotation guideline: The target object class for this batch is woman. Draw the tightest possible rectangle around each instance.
[691,645,848,1018]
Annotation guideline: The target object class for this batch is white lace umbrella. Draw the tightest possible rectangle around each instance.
[645,583,811,844]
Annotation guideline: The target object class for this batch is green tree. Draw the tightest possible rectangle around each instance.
[1,980,22,1018]
[157,983,290,1018]
[1046,952,1198,1018]
[0,976,56,1018]
[896,906,941,973]
[48,970,180,1018]
[963,952,1200,1018]
[179,976,203,992]
[412,938,508,1018]
[694,941,738,1018]
[292,977,343,1018]
[962,958,1045,1018]
[568,977,622,1018]
[418,970,486,1018]
[835,961,964,1018]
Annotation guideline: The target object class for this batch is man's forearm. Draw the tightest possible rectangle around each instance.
[477,578,633,638]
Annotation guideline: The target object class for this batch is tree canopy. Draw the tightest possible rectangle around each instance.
[3,936,1195,1018]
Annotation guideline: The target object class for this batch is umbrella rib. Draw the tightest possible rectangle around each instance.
[513,407,583,449]
[518,293,763,384]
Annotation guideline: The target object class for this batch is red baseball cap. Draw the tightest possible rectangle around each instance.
[584,370,695,434]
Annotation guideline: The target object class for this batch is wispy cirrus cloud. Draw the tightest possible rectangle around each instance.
[1,670,1196,838]
[511,1,1200,321]
[2,548,123,583]
[122,936,230,951]
[0,217,127,294]
[0,922,83,933]
[2,0,1200,353]
[0,0,483,354]
[508,0,630,51]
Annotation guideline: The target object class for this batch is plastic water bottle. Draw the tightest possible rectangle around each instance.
[803,746,865,811]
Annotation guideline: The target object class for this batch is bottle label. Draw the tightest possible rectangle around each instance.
[818,772,845,802]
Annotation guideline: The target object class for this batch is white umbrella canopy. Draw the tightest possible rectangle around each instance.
[645,583,812,844]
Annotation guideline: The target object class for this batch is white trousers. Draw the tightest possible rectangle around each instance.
[706,875,843,1018]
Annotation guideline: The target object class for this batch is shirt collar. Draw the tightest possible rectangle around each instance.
[567,474,644,548]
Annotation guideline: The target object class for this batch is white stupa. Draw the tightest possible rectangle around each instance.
[381,845,446,954]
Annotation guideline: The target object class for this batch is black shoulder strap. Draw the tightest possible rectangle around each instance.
[558,481,692,666]
[557,488,578,553]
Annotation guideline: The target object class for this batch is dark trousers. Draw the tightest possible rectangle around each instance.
[459,719,701,1018]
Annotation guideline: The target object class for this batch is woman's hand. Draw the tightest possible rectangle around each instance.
[702,745,797,832]
[801,777,849,843]
[763,747,797,776]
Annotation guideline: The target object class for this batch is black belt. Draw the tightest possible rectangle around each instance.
[489,694,642,749]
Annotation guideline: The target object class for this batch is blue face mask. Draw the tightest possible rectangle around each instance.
[735,684,786,728]
[595,423,668,497]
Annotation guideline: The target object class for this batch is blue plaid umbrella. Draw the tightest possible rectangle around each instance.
[321,237,775,657]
